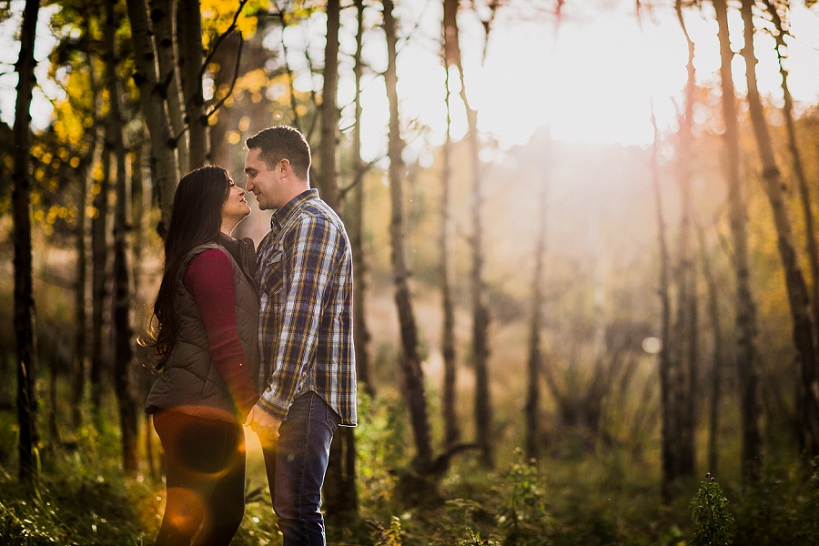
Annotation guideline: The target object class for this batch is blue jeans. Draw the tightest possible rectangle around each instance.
[263,392,340,546]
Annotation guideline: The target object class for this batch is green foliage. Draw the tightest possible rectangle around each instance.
[497,451,552,546]
[728,461,819,546]
[460,527,500,546]
[690,473,734,546]
[355,389,413,512]
[802,459,819,543]
[0,439,156,545]
[230,501,282,546]
[367,516,404,546]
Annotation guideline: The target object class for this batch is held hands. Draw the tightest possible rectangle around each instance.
[246,405,283,449]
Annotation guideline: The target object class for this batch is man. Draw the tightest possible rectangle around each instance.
[244,126,357,545]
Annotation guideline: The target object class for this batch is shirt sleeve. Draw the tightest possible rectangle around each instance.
[184,249,259,419]
[257,215,342,419]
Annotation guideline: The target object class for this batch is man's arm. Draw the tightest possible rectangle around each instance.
[256,213,345,419]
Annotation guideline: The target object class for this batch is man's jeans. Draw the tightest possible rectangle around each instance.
[263,392,340,546]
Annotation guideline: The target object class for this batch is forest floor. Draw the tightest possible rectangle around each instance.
[1,395,818,546]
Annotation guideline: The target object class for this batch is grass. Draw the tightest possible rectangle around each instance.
[1,378,818,545]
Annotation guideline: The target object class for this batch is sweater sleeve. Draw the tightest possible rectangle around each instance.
[184,249,259,419]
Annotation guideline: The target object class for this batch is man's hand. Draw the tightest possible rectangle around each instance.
[246,405,283,449]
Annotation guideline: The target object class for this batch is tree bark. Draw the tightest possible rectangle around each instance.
[90,109,111,416]
[178,0,208,169]
[107,0,139,474]
[674,1,697,479]
[133,135,158,480]
[696,218,724,476]
[455,0,493,469]
[441,0,460,449]
[319,0,341,212]
[152,0,188,176]
[651,104,675,503]
[741,0,819,459]
[762,0,819,358]
[13,0,40,485]
[351,0,373,397]
[72,143,95,429]
[272,1,302,132]
[125,0,180,236]
[384,0,433,472]
[321,0,357,519]
[324,427,358,517]
[525,177,548,463]
[713,0,763,483]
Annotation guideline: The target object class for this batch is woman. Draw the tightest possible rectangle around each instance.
[144,165,260,546]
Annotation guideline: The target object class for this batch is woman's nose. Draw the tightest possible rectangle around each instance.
[238,186,246,195]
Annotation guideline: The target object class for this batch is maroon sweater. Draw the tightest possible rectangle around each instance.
[184,249,258,418]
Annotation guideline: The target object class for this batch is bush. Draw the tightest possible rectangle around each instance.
[690,473,733,546]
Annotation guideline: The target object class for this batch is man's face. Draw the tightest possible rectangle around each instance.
[244,147,285,211]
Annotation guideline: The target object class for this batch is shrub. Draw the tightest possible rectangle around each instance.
[690,473,733,546]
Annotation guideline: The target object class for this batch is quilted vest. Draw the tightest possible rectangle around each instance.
[145,235,260,422]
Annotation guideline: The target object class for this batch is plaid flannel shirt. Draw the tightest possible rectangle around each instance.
[256,189,357,426]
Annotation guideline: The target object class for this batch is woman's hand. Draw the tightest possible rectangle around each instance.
[246,405,283,449]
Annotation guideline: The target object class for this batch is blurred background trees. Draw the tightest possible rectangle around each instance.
[4,0,819,542]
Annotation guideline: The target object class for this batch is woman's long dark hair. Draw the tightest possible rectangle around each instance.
[147,166,231,369]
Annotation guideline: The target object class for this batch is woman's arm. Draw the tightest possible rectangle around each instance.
[185,249,258,419]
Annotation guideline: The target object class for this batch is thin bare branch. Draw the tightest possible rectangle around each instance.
[205,36,244,121]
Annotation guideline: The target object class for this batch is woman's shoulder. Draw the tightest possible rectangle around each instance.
[186,248,234,276]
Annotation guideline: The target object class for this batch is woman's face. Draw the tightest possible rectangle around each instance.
[221,178,251,228]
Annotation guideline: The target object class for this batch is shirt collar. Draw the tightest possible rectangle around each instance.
[271,188,318,229]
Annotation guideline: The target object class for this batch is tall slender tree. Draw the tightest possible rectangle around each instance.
[440,0,460,449]
[13,0,41,485]
[384,0,433,472]
[673,0,698,480]
[91,79,111,416]
[451,0,495,469]
[741,0,819,459]
[696,216,724,476]
[319,0,341,212]
[321,0,358,518]
[125,0,180,235]
[106,0,139,474]
[762,0,819,346]
[178,0,208,169]
[350,0,374,397]
[72,146,92,429]
[525,166,549,463]
[713,0,763,482]
[152,0,188,177]
[650,104,675,502]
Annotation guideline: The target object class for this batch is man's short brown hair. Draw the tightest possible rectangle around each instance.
[246,126,311,181]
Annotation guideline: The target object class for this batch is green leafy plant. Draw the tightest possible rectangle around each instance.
[691,473,734,546]
[460,527,500,546]
[370,516,403,546]
[498,450,552,546]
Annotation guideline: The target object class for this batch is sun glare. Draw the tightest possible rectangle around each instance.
[2,0,819,154]
[385,0,819,152]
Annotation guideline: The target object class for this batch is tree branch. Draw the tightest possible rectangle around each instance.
[197,0,250,88]
[205,35,244,121]
[339,153,384,200]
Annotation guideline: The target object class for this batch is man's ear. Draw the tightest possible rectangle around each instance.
[280,158,291,174]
